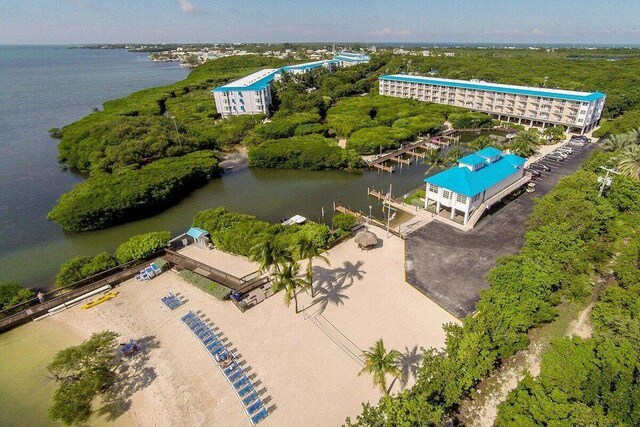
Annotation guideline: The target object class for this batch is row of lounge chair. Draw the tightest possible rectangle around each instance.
[161,293,183,310]
[135,262,163,282]
[180,310,270,425]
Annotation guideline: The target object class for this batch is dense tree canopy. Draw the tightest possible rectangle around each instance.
[0,282,34,309]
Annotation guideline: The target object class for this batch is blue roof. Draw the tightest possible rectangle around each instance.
[282,60,339,72]
[380,74,606,102]
[425,151,526,197]
[334,55,370,63]
[212,69,281,93]
[476,147,502,159]
[458,154,486,167]
[187,227,209,239]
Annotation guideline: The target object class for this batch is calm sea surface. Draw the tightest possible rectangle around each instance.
[0,45,431,288]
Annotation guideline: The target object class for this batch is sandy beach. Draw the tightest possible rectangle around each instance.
[38,227,457,426]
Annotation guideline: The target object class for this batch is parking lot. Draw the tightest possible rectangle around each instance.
[405,139,597,318]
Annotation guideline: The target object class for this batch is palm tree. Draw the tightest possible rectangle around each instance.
[294,236,330,298]
[470,135,494,151]
[602,130,637,152]
[445,147,464,164]
[424,149,448,173]
[508,129,541,157]
[250,239,293,275]
[617,146,640,180]
[358,339,401,395]
[271,260,310,313]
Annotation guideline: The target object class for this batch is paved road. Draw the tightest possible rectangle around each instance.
[405,143,597,318]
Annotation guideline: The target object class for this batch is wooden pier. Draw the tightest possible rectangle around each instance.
[366,139,440,174]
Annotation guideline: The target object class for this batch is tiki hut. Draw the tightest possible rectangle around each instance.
[354,230,378,249]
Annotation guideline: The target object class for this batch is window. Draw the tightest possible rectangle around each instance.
[442,190,451,199]
[456,194,467,203]
[429,184,439,193]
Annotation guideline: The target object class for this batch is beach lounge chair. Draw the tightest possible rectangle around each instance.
[181,312,194,322]
[242,390,258,407]
[250,407,269,425]
[192,324,206,334]
[246,399,263,416]
[145,267,156,278]
[202,336,216,346]
[223,362,238,376]
[227,369,243,383]
[206,340,220,350]
[237,383,254,398]
[211,345,226,357]
[150,263,162,275]
[233,376,249,391]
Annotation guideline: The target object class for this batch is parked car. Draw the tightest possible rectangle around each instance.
[571,135,591,143]
[557,146,574,154]
[568,140,586,147]
[546,153,565,161]
[526,168,541,177]
[552,150,568,159]
[531,162,551,171]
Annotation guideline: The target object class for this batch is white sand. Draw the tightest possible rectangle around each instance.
[44,227,458,427]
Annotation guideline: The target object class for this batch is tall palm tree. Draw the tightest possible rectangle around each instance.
[271,260,310,313]
[424,149,448,173]
[294,236,330,298]
[358,338,401,395]
[250,239,293,275]
[445,147,464,164]
[617,145,640,180]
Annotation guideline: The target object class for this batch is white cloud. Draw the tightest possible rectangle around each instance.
[366,28,410,37]
[177,0,199,13]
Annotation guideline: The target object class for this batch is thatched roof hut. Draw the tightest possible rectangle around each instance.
[354,230,378,249]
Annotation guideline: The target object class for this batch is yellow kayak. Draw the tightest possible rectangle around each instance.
[82,291,119,309]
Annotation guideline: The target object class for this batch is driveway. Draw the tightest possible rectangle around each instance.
[405,143,597,318]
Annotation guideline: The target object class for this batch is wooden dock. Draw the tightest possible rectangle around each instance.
[366,140,440,174]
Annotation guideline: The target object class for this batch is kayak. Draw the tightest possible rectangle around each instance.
[81,291,119,309]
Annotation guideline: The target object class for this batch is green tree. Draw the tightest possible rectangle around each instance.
[470,135,494,151]
[294,235,330,298]
[47,331,120,426]
[424,149,448,173]
[359,339,401,395]
[508,129,540,157]
[55,252,119,288]
[617,145,640,180]
[115,231,171,263]
[271,260,310,313]
[542,125,565,143]
[602,129,638,152]
[445,147,464,164]
[0,282,34,309]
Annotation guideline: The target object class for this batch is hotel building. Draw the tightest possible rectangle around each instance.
[379,75,606,134]
[333,51,371,67]
[212,69,280,117]
[424,147,527,226]
[213,54,368,118]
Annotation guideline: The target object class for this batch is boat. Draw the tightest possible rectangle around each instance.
[81,291,119,309]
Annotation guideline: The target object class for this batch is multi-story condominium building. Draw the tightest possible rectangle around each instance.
[424,147,527,225]
[379,75,606,134]
[333,51,371,67]
[212,69,279,117]
[213,53,369,117]
[282,59,339,74]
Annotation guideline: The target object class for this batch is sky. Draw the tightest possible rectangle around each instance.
[1,0,640,45]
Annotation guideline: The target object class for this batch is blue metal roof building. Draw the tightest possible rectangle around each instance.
[212,69,281,93]
[425,151,525,198]
[379,74,605,102]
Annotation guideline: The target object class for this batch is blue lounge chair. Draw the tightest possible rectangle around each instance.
[242,391,258,407]
[191,322,205,332]
[233,376,249,391]
[223,362,238,376]
[237,383,254,398]
[197,327,210,338]
[246,399,263,415]
[227,369,243,383]
[206,340,220,350]
[180,312,194,321]
[211,345,226,357]
[150,263,162,275]
[145,267,155,278]
[250,407,269,425]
